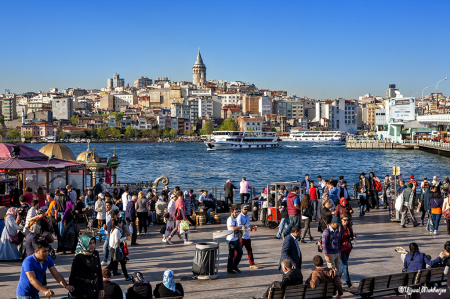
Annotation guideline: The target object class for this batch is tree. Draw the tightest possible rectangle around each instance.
[271,127,277,133]
[70,115,79,126]
[71,130,86,139]
[217,118,237,131]
[102,113,109,118]
[57,131,67,140]
[97,128,108,139]
[0,116,4,124]
[142,129,151,138]
[110,112,124,121]
[124,126,135,138]
[150,129,160,139]
[110,127,121,138]
[8,129,21,139]
[169,128,177,137]
[199,121,214,135]
[22,131,33,139]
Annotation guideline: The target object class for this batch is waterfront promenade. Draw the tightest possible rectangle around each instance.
[0,208,447,299]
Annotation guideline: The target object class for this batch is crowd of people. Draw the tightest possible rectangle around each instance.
[0,171,449,299]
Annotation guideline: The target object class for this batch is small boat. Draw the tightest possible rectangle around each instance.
[281,130,346,142]
[47,136,56,143]
[30,139,38,144]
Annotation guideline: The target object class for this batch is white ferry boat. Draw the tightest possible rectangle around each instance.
[281,131,345,142]
[205,131,280,150]
[46,136,56,143]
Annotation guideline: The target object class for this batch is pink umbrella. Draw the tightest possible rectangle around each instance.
[0,159,45,170]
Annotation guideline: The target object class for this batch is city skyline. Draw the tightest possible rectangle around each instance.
[1,0,449,99]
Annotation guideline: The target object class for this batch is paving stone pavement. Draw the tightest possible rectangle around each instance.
[0,208,447,298]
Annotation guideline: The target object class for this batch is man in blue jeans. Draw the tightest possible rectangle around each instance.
[227,208,244,274]
[283,186,301,238]
[199,190,215,224]
[17,239,73,299]
[101,201,113,266]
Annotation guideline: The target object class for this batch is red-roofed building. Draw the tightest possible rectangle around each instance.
[221,105,242,119]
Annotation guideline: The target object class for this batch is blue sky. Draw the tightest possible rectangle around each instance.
[1,0,449,99]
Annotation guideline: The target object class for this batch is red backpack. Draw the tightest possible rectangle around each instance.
[374,179,382,191]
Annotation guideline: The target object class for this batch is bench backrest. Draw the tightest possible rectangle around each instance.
[269,287,284,299]
[357,273,408,296]
[428,267,446,286]
[283,283,333,299]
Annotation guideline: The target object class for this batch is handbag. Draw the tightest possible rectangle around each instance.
[395,194,404,211]
[45,232,55,243]
[7,228,20,244]
[121,242,129,256]
[443,208,450,219]
[416,201,424,213]
[110,247,124,261]
[402,252,416,272]
[73,221,80,234]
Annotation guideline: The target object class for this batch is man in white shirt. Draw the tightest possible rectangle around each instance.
[236,205,259,269]
[226,207,244,274]
[122,186,131,211]
[317,176,325,189]
[67,185,77,204]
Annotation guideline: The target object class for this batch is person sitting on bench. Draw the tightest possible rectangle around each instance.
[305,255,343,299]
[258,259,303,299]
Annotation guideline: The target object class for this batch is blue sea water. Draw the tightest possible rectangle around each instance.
[26,142,450,193]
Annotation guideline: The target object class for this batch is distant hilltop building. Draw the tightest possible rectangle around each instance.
[192,50,206,87]
[107,73,125,88]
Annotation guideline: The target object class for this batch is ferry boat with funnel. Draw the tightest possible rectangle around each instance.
[281,130,345,142]
[205,131,279,150]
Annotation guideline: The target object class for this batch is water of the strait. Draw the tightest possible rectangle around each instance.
[26,142,450,193]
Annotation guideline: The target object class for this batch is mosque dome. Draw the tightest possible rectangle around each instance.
[76,150,100,163]
[39,143,76,161]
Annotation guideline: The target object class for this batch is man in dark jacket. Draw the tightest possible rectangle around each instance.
[94,178,104,197]
[102,269,123,299]
[279,225,302,271]
[300,174,311,196]
[126,195,138,245]
[223,179,237,209]
[260,259,303,298]
[357,173,370,195]
[423,185,435,228]
[9,182,22,207]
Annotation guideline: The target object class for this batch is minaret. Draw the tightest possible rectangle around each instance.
[192,49,206,87]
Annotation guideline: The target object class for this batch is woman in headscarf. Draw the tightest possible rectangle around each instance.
[58,201,77,254]
[126,272,152,299]
[0,207,22,260]
[35,209,51,236]
[69,233,104,299]
[153,269,184,298]
[335,197,354,219]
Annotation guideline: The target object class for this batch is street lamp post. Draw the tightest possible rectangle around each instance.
[422,86,431,100]
[436,77,448,113]
[411,92,419,97]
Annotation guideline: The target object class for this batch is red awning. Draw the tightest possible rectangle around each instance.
[0,159,46,170]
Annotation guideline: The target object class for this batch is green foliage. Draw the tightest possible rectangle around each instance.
[141,129,151,138]
[199,121,214,135]
[217,118,237,131]
[0,116,4,124]
[22,131,33,139]
[70,115,79,126]
[97,128,108,139]
[271,127,277,133]
[124,125,135,138]
[110,112,124,121]
[169,128,176,137]
[57,131,67,140]
[109,127,121,138]
[8,129,21,139]
[102,113,109,118]
[150,129,160,139]
[162,127,171,137]
[71,130,87,138]
[94,113,101,116]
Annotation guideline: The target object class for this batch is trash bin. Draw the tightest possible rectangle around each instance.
[192,242,218,279]
[251,198,259,221]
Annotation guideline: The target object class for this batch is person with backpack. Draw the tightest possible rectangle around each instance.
[300,195,313,243]
[430,188,444,235]
[339,181,350,202]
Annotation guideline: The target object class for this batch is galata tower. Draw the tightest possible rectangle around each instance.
[192,50,206,87]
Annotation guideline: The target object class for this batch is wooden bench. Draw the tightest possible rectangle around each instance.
[267,283,335,299]
[351,272,410,298]
[414,267,446,288]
